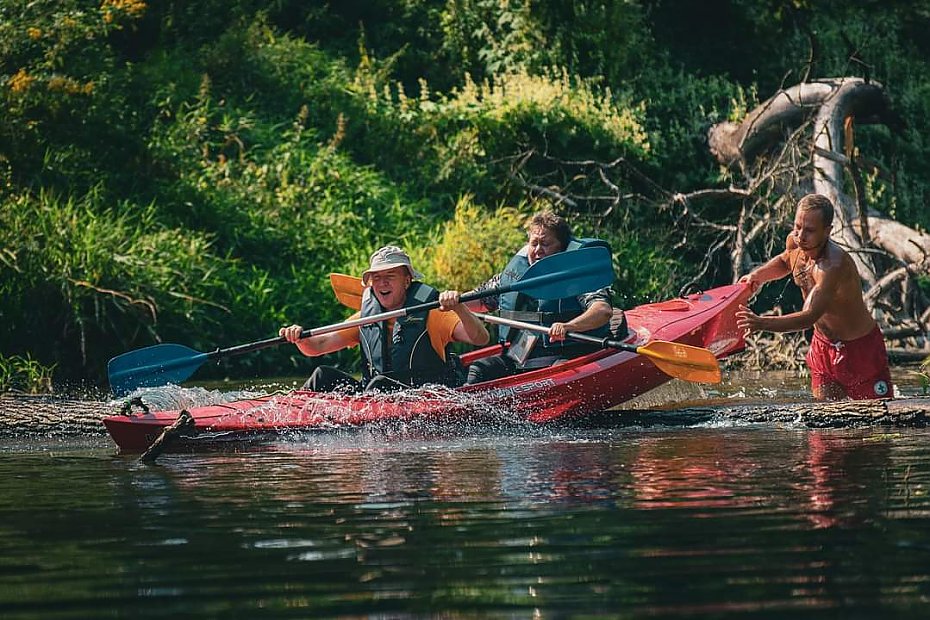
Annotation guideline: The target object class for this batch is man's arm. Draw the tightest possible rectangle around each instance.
[549,287,613,341]
[439,291,490,345]
[736,268,837,334]
[551,301,613,339]
[279,322,359,356]
[463,273,502,313]
[739,251,792,291]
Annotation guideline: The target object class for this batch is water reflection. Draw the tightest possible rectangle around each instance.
[116,427,919,527]
[113,425,930,617]
[3,393,930,615]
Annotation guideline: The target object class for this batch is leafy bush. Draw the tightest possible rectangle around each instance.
[353,64,651,206]
[413,197,528,290]
[3,1,930,389]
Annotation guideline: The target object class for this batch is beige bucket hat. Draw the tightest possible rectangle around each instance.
[361,245,424,286]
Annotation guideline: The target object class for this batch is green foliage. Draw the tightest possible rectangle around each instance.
[354,65,651,205]
[0,0,147,195]
[0,353,55,393]
[438,0,653,86]
[2,0,929,389]
[607,231,680,307]
[412,197,528,290]
[917,347,930,395]
[0,188,236,380]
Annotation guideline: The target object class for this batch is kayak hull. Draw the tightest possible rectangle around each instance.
[104,283,751,452]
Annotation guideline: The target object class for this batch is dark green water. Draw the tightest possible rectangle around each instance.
[2,423,930,618]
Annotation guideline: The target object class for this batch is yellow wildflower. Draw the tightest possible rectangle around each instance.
[101,0,147,25]
[48,75,89,95]
[27,27,42,40]
[8,69,34,94]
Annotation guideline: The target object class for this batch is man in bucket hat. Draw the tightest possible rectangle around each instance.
[280,246,489,392]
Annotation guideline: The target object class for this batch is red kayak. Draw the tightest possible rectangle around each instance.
[104,283,751,452]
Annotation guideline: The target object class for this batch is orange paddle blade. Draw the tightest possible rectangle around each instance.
[330,273,363,310]
[635,340,721,384]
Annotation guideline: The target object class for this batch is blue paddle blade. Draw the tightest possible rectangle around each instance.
[515,246,614,300]
[108,343,210,396]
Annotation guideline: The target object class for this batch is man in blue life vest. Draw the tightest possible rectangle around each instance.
[445,211,616,384]
[279,246,489,392]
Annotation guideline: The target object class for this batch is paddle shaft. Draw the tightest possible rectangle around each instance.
[282,252,610,344]
[203,293,478,360]
[475,311,721,383]
[208,282,518,358]
[474,312,632,351]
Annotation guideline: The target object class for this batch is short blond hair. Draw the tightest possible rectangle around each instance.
[797,193,834,227]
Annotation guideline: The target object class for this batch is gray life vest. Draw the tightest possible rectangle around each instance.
[358,282,450,386]
[497,237,612,351]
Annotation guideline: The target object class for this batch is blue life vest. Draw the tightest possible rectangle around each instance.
[498,237,612,350]
[358,282,450,386]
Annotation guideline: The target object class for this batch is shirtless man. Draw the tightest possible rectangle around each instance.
[735,193,893,400]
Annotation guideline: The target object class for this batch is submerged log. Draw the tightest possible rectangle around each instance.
[140,409,195,464]
[618,397,929,429]
[0,394,113,436]
[2,393,929,438]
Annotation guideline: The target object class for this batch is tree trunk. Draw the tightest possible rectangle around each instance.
[809,78,887,285]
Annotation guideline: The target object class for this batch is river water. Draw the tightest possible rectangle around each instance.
[2,369,930,617]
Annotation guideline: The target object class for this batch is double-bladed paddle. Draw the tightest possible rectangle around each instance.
[330,272,722,384]
[473,312,721,384]
[107,246,614,395]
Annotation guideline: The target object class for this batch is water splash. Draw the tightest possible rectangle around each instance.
[260,383,530,430]
[108,384,269,412]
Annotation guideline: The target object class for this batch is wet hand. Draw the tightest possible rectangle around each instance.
[279,324,304,343]
[549,322,568,342]
[439,290,461,312]
[735,305,761,336]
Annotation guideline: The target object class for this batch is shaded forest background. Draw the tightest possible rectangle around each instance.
[2,0,929,391]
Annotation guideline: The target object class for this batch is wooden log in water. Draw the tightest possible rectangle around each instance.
[140,410,195,463]
[0,394,114,436]
[619,398,930,428]
[1,393,929,437]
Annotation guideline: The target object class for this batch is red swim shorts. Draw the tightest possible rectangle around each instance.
[806,325,893,399]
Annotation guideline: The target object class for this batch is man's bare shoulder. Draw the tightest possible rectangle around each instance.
[811,242,861,298]
[819,240,853,273]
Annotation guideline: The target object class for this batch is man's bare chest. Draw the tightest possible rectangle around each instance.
[791,255,817,294]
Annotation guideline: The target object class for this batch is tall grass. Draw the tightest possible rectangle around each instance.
[0,187,235,382]
[0,354,55,394]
